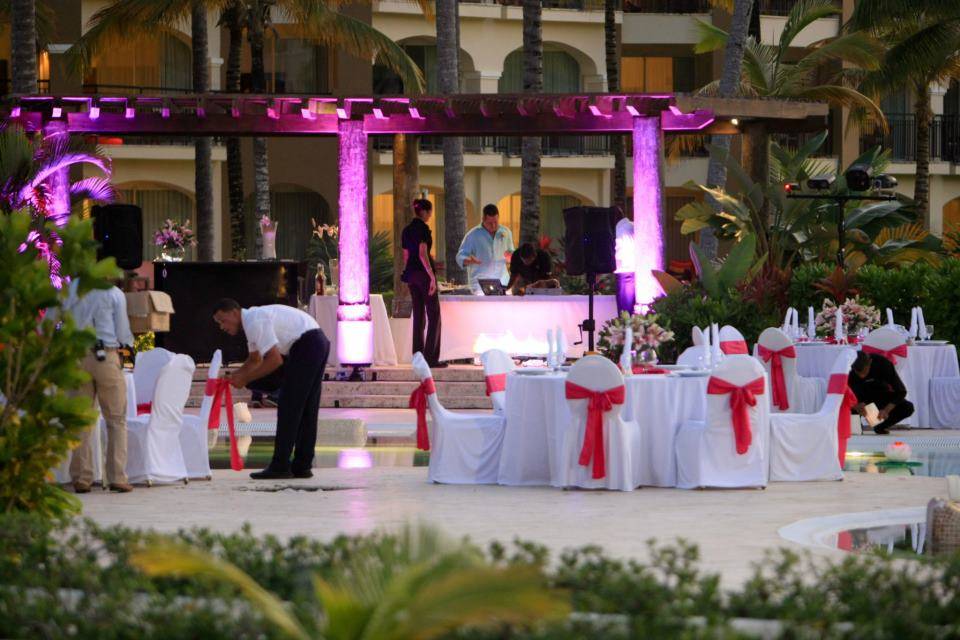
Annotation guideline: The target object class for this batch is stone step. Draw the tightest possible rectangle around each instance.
[323,380,486,397]
[368,366,485,382]
[320,394,491,409]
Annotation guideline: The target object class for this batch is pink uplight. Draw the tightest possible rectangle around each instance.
[266,107,278,119]
[161,107,170,118]
[10,106,20,118]
[632,117,665,306]
[51,107,62,118]
[336,107,348,119]
[337,448,373,470]
[300,108,315,120]
[88,106,100,120]
[124,107,135,119]
[408,106,424,119]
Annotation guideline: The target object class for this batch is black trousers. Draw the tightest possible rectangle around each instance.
[407,270,441,365]
[855,381,914,431]
[249,328,329,472]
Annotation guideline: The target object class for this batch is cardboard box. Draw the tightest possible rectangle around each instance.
[125,291,175,334]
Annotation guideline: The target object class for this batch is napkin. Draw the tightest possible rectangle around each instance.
[702,325,711,348]
[711,323,722,365]
[792,307,800,337]
[556,326,567,365]
[917,307,928,340]
[546,328,555,367]
[621,326,633,373]
[807,307,816,339]
[834,307,844,343]
[782,308,793,332]
[233,402,253,424]
[909,307,919,339]
[886,308,895,328]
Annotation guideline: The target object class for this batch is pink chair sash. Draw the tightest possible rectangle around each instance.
[720,340,749,355]
[707,376,764,454]
[564,381,626,480]
[485,373,507,396]
[828,373,858,468]
[862,343,908,365]
[208,378,242,471]
[408,378,437,451]
[136,402,152,415]
[757,344,797,411]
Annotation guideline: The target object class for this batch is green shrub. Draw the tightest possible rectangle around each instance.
[922,259,960,345]
[787,262,831,311]
[856,263,934,317]
[0,213,118,519]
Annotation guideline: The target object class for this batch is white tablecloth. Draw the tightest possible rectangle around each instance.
[308,294,397,366]
[795,342,960,428]
[439,295,618,362]
[498,371,710,488]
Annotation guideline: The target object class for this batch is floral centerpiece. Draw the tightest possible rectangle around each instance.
[814,296,880,339]
[885,441,912,462]
[311,219,339,294]
[153,218,195,261]
[597,311,674,363]
[259,215,278,260]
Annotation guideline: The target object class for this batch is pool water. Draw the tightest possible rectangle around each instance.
[210,442,428,470]
[844,449,960,478]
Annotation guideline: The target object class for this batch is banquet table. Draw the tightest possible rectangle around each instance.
[793,341,959,428]
[439,294,618,362]
[308,294,398,366]
[498,371,714,488]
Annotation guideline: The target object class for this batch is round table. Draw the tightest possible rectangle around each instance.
[498,371,710,488]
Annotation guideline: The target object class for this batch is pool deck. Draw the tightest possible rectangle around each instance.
[76,467,946,587]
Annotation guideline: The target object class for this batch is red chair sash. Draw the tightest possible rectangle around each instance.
[408,378,437,451]
[136,402,152,415]
[564,381,626,480]
[207,378,242,471]
[204,377,219,395]
[720,340,749,355]
[485,373,507,396]
[757,344,797,411]
[706,376,764,455]
[828,373,859,468]
[862,343,908,365]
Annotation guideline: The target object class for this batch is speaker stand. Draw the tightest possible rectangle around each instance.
[581,272,598,354]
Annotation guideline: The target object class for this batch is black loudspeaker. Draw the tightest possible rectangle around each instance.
[93,204,143,270]
[563,206,617,276]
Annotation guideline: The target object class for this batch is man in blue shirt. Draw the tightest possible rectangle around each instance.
[456,204,515,294]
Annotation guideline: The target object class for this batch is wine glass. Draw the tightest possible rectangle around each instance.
[638,345,658,367]
[925,325,934,341]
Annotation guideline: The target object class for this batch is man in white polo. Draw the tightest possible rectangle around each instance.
[213,299,329,480]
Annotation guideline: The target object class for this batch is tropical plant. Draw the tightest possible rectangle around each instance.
[131,526,568,640]
[0,213,119,518]
[688,233,760,298]
[849,0,960,222]
[307,230,393,294]
[519,0,542,245]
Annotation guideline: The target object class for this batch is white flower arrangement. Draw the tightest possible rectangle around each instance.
[814,296,880,337]
[597,311,675,362]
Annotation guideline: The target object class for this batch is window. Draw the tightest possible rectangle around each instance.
[621,56,694,93]
[116,187,195,261]
[373,44,469,95]
[87,32,192,93]
[274,39,329,94]
[245,189,331,261]
[499,50,580,93]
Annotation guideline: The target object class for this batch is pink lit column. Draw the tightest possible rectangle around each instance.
[337,119,373,364]
[632,116,666,309]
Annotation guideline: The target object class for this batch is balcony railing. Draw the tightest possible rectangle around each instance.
[82,83,194,95]
[622,0,710,13]
[460,0,605,9]
[758,0,840,16]
[373,135,614,157]
[0,79,50,94]
[860,114,960,164]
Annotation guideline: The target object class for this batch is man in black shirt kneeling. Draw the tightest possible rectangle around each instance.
[848,351,914,435]
[507,242,558,295]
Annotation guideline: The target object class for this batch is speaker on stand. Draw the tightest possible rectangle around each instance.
[92,204,144,278]
[563,206,617,353]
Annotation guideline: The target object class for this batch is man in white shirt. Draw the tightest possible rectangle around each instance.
[213,299,329,480]
[56,281,136,493]
[614,207,636,315]
[456,204,515,294]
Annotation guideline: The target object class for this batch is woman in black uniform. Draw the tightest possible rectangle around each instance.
[401,199,444,367]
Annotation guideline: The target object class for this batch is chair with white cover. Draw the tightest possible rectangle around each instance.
[769,350,857,482]
[719,326,749,355]
[179,350,222,480]
[691,326,706,346]
[677,345,709,368]
[675,355,770,489]
[480,349,515,415]
[410,352,505,484]
[756,327,826,414]
[861,327,917,427]
[126,354,194,485]
[557,355,642,491]
[133,347,174,412]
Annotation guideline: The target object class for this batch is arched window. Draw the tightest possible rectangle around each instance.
[115,186,195,261]
[273,39,329,94]
[499,49,580,93]
[86,31,192,92]
[246,188,331,261]
[495,193,583,242]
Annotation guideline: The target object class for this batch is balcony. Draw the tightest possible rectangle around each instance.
[622,0,710,13]
[373,135,613,156]
[0,79,50,95]
[460,0,605,9]
[860,114,960,164]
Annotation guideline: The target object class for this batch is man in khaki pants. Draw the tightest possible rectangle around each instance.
[61,282,135,493]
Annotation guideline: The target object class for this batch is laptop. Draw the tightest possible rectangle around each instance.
[478,279,506,296]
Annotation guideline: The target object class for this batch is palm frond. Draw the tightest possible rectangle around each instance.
[741,38,777,95]
[70,178,115,203]
[870,21,960,88]
[778,0,842,52]
[849,0,960,31]
[693,18,728,55]
[793,84,887,128]
[793,32,884,78]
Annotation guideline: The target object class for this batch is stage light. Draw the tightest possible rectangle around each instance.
[784,182,799,193]
[731,118,739,126]
[807,175,836,190]
[845,164,873,191]
[873,174,898,190]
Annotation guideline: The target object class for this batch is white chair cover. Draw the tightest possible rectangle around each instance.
[179,350,221,479]
[675,355,770,489]
[719,325,749,355]
[756,327,826,414]
[556,355,642,491]
[862,327,917,427]
[133,347,174,406]
[769,350,856,482]
[412,352,505,484]
[126,354,194,484]
[677,345,709,367]
[691,326,706,346]
[480,349,514,415]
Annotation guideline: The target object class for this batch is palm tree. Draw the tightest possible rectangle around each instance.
[131,526,568,640]
[10,0,37,94]
[849,0,960,225]
[520,0,542,245]
[605,0,625,211]
[222,1,246,259]
[437,0,466,283]
[193,2,215,261]
[391,132,419,315]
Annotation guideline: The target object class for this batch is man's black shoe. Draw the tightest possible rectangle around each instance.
[250,468,293,480]
[292,469,314,479]
[429,362,449,369]
[874,425,890,435]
